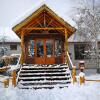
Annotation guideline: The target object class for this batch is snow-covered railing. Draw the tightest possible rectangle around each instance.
[16,64,23,84]
[66,51,73,68]
[16,54,22,84]
[16,54,21,68]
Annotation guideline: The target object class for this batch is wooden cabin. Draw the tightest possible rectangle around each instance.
[12,4,76,65]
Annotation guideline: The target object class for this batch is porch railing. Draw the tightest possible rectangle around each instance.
[16,54,22,84]
[66,51,74,69]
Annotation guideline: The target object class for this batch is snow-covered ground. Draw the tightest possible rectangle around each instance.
[0,71,100,100]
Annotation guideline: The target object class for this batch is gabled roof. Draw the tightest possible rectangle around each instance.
[12,4,76,37]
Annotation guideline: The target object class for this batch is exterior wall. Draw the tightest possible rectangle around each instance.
[68,42,97,69]
[0,43,21,56]
[8,44,21,55]
[0,41,99,69]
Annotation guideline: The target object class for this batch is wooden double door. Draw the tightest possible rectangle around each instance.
[26,38,64,64]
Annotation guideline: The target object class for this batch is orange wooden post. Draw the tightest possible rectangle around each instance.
[12,70,16,87]
[64,29,69,64]
[3,80,7,88]
[3,78,9,88]
[72,66,77,84]
[20,29,25,64]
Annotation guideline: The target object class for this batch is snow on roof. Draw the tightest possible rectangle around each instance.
[79,72,85,77]
[68,32,100,42]
[68,32,86,42]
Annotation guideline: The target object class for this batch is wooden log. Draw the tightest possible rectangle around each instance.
[85,79,100,82]
[11,70,16,87]
[3,78,9,88]
[72,66,77,84]
[20,30,25,64]
[23,27,65,30]
[64,29,69,64]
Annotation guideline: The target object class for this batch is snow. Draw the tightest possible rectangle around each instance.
[0,83,100,100]
[79,72,85,77]
[0,74,100,100]
[86,74,100,80]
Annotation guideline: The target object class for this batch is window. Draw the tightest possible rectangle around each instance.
[74,43,90,60]
[10,45,17,50]
[98,43,100,50]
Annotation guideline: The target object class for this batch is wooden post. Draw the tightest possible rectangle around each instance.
[12,70,16,87]
[3,78,9,88]
[72,66,77,84]
[64,29,69,64]
[20,29,25,64]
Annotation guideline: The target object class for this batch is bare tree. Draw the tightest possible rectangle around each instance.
[73,0,100,73]
[0,33,8,56]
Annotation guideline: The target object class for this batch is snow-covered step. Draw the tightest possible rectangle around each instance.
[23,64,68,68]
[19,79,70,84]
[18,76,71,80]
[18,83,69,89]
[20,69,67,73]
[18,76,71,79]
[19,73,68,77]
[22,67,68,70]
[19,82,70,86]
[17,64,71,89]
[19,72,67,75]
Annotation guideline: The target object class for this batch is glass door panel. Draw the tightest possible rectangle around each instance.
[28,40,35,57]
[55,40,62,56]
[36,40,44,57]
[46,40,53,57]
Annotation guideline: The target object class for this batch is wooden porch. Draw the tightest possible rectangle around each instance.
[12,4,76,65]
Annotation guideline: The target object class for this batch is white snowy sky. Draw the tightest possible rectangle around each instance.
[0,0,99,41]
[0,0,79,27]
